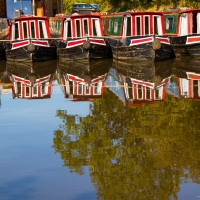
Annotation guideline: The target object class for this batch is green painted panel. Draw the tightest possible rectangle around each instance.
[164,14,178,34]
[107,16,123,36]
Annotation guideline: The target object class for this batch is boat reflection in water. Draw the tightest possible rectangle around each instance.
[167,58,200,100]
[105,59,173,106]
[57,59,112,101]
[6,60,57,99]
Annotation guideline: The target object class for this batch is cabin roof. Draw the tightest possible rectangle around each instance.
[163,8,200,14]
[12,14,48,21]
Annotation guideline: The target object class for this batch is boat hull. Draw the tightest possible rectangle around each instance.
[170,35,200,57]
[0,46,6,60]
[107,36,172,61]
[6,45,57,62]
[57,41,112,61]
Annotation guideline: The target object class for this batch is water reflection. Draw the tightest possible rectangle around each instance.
[6,60,57,99]
[53,58,200,199]
[57,59,112,101]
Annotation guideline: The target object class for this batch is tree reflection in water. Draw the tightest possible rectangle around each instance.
[53,79,200,200]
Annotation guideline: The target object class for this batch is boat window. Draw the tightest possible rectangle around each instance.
[154,16,158,35]
[41,83,47,95]
[26,86,30,97]
[128,84,133,99]
[166,17,173,30]
[16,82,21,96]
[144,16,149,35]
[155,87,162,99]
[69,81,73,94]
[22,21,28,39]
[197,13,200,34]
[64,20,72,39]
[32,86,37,96]
[14,22,20,40]
[146,88,151,100]
[75,20,81,37]
[136,16,141,36]
[39,20,47,38]
[83,19,89,36]
[85,86,90,94]
[92,19,101,36]
[30,21,36,38]
[108,19,111,32]
[126,17,131,36]
[137,85,143,99]
[78,84,82,94]
[49,18,62,37]
[94,83,101,94]
[193,13,197,34]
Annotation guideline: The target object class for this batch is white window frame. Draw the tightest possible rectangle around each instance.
[144,15,150,35]
[12,21,20,40]
[22,21,28,40]
[153,15,163,35]
[64,19,72,40]
[29,20,36,39]
[75,19,82,38]
[82,18,89,37]
[135,16,141,36]
[92,18,101,36]
[38,20,48,39]
[179,13,188,35]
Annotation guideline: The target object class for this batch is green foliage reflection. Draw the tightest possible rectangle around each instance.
[53,88,200,199]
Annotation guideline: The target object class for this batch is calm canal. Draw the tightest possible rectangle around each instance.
[0,57,200,200]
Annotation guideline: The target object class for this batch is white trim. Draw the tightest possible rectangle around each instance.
[92,18,101,36]
[38,20,48,39]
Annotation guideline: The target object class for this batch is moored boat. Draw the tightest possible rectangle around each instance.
[101,11,172,61]
[5,14,57,62]
[163,8,200,57]
[50,13,112,61]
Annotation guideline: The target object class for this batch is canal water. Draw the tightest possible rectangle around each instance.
[0,57,200,200]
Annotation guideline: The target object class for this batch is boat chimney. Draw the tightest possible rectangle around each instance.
[32,0,36,15]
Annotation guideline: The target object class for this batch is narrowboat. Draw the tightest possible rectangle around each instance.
[50,13,112,61]
[163,8,200,57]
[101,11,172,61]
[6,60,57,99]
[104,59,172,106]
[5,14,57,62]
[57,59,111,100]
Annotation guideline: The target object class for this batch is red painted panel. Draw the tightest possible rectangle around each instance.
[130,37,152,45]
[89,38,105,45]
[32,40,49,46]
[67,39,86,47]
[12,40,29,49]
[187,72,200,80]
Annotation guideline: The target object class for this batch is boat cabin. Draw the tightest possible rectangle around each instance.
[163,8,200,36]
[101,11,165,37]
[9,14,50,41]
[50,13,104,40]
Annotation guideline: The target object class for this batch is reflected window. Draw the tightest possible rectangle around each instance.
[42,83,47,95]
[85,86,90,94]
[137,85,143,99]
[146,88,151,100]
[78,84,82,94]
[26,86,30,97]
[128,84,133,99]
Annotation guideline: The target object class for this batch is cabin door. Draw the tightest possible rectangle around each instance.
[197,13,200,34]
[123,16,131,36]
[180,13,188,35]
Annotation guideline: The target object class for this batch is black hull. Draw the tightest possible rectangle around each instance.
[0,46,6,60]
[111,42,172,61]
[6,46,57,62]
[170,36,200,57]
[58,44,112,61]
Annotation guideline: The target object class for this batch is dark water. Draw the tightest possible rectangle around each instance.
[1,57,200,200]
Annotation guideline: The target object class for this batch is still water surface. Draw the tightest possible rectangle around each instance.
[0,58,200,200]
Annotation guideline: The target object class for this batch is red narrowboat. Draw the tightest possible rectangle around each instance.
[101,11,172,61]
[163,8,200,57]
[101,11,171,61]
[6,14,57,62]
[50,13,112,61]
